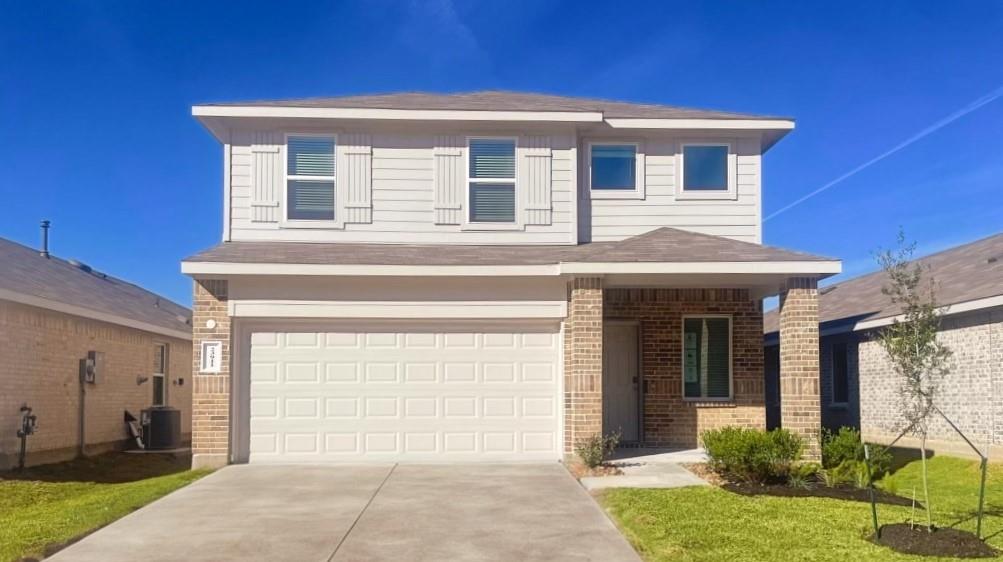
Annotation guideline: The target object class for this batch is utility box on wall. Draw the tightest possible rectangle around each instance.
[82,351,104,384]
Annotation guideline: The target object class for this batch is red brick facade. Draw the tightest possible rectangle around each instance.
[191,279,231,469]
[604,288,766,447]
[779,277,822,460]
[563,277,604,452]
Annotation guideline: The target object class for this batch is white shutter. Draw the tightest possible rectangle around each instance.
[433,135,464,225]
[338,133,373,224]
[250,131,282,223]
[520,135,552,226]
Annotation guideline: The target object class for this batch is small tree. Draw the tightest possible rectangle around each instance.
[874,232,952,531]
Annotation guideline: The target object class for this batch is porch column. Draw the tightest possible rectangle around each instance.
[779,277,822,460]
[564,276,603,454]
[191,279,231,469]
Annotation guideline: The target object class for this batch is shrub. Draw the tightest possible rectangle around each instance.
[701,427,804,484]
[788,463,820,490]
[821,427,862,469]
[574,431,620,469]
[820,427,892,478]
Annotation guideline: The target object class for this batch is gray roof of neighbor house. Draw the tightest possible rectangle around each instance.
[184,227,832,266]
[0,236,192,338]
[200,91,788,121]
[763,232,1003,335]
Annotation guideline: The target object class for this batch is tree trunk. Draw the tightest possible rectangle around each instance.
[921,433,933,531]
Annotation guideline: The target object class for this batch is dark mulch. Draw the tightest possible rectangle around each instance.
[721,481,915,506]
[872,524,998,558]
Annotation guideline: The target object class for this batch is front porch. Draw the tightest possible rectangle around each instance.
[564,277,825,459]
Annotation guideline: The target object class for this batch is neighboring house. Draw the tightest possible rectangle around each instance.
[182,91,841,468]
[0,236,193,469]
[764,233,1003,458]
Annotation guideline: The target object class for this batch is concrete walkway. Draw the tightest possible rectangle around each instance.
[580,448,710,491]
[48,463,640,562]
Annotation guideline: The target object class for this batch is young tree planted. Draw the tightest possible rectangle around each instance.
[874,232,953,532]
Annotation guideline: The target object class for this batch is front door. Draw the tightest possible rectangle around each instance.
[603,322,639,442]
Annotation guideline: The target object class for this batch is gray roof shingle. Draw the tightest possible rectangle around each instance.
[763,232,1003,334]
[0,237,191,336]
[200,91,788,121]
[184,227,832,266]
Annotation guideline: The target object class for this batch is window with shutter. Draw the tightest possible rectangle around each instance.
[286,136,336,221]
[468,138,516,223]
[682,317,731,400]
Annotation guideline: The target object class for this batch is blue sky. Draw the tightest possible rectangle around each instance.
[2,1,1002,307]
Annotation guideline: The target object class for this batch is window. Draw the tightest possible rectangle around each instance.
[682,317,731,400]
[591,144,636,190]
[286,135,336,221]
[831,342,849,405]
[468,138,516,223]
[680,144,732,197]
[153,343,167,406]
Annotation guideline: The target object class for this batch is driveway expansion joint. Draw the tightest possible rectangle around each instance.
[326,463,397,562]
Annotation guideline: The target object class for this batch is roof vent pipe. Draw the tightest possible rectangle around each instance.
[40,220,51,258]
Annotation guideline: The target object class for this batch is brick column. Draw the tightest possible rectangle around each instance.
[779,277,822,460]
[564,277,603,454]
[191,279,231,469]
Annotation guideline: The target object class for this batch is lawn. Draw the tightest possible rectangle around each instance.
[0,453,209,562]
[602,456,1003,562]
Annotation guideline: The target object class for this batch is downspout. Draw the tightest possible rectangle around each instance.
[78,359,86,457]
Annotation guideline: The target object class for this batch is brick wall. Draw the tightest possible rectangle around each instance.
[563,277,603,452]
[191,279,231,469]
[0,299,192,469]
[860,307,1003,457]
[779,277,822,460]
[604,288,765,448]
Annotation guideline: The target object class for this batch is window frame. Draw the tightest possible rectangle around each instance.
[680,314,734,402]
[587,141,646,200]
[829,341,850,407]
[676,142,737,200]
[462,135,522,230]
[281,132,340,228]
[152,342,168,407]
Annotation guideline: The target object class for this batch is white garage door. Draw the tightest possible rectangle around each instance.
[247,325,561,463]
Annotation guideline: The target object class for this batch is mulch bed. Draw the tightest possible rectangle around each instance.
[872,524,998,558]
[683,462,913,506]
[722,481,915,506]
[566,460,623,479]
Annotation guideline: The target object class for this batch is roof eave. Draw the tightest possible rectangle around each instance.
[192,105,604,123]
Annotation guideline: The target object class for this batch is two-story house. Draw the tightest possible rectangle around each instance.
[182,91,840,468]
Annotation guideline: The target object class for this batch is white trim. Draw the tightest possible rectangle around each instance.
[193,105,605,123]
[152,342,168,406]
[222,138,232,242]
[462,136,522,230]
[181,259,841,277]
[559,260,842,275]
[227,299,567,319]
[676,142,737,201]
[853,293,1003,332]
[281,133,340,228]
[681,314,733,401]
[587,141,646,200]
[0,288,192,341]
[605,118,795,130]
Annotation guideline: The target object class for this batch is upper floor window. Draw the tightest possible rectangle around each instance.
[468,138,516,223]
[679,143,735,199]
[682,316,732,400]
[286,135,336,221]
[589,142,644,199]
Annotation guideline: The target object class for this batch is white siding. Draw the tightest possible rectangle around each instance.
[229,130,576,245]
[584,136,762,244]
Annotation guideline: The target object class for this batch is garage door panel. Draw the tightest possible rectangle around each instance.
[248,326,560,463]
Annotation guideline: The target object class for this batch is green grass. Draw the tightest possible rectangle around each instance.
[602,456,1003,562]
[0,453,209,562]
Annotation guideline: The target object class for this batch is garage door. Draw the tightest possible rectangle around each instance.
[247,325,561,462]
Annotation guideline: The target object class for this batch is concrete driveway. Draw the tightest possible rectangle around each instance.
[48,464,640,562]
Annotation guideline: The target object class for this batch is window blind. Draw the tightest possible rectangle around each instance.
[288,136,335,176]
[469,139,515,179]
[683,317,731,399]
[288,180,335,221]
[470,183,515,222]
